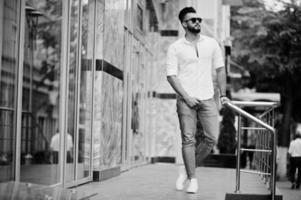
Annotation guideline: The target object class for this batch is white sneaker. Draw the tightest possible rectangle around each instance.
[186,178,198,193]
[176,166,187,190]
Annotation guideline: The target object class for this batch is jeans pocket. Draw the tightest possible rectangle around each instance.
[177,98,194,116]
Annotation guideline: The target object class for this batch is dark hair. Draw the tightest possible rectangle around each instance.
[178,7,196,22]
[295,133,301,139]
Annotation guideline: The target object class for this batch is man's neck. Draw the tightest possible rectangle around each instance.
[185,32,200,43]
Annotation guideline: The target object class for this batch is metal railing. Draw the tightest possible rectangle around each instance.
[223,101,278,200]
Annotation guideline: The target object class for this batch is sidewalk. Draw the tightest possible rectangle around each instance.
[277,181,301,200]
[76,163,277,200]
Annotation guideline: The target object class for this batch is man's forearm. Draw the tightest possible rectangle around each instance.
[216,67,227,96]
[167,75,201,108]
[167,75,189,100]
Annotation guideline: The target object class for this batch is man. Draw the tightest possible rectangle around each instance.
[288,131,301,189]
[50,129,73,163]
[166,7,229,193]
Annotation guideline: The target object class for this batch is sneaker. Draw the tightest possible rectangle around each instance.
[186,178,198,193]
[176,166,187,190]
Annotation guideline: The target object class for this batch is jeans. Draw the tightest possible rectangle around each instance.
[177,97,219,179]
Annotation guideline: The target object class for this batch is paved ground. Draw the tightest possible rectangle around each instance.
[276,181,301,200]
[75,163,287,200]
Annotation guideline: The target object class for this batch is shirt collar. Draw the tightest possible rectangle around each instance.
[182,34,204,44]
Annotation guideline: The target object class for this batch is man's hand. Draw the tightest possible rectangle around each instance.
[184,96,201,108]
[220,96,230,105]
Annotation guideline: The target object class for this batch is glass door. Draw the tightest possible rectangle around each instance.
[65,0,80,183]
[121,29,132,170]
[130,40,145,165]
[76,0,94,181]
[65,0,94,185]
[0,0,21,182]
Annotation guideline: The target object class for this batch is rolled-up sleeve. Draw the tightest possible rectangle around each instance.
[166,44,178,76]
[212,41,224,69]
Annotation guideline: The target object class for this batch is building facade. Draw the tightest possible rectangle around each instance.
[0,0,233,188]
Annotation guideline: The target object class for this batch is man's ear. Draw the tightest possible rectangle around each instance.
[182,21,187,28]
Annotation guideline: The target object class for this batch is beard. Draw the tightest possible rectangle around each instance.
[187,26,201,34]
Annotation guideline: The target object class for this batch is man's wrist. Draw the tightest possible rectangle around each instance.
[183,95,190,102]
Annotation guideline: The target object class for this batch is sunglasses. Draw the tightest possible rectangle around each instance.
[184,17,202,24]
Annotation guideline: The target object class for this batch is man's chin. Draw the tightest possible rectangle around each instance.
[191,29,201,33]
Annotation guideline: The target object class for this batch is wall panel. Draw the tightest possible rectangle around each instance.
[103,0,125,69]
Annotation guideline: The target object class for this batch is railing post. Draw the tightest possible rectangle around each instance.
[271,108,276,200]
[235,114,242,193]
[271,130,276,200]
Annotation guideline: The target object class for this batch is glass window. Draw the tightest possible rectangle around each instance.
[20,0,63,185]
[0,0,20,182]
[137,5,143,32]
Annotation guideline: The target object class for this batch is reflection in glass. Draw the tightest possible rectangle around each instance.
[20,0,62,185]
[131,48,145,163]
[0,0,20,182]
[77,0,93,179]
[65,0,79,183]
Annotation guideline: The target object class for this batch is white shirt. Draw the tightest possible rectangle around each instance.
[288,138,301,157]
[50,132,73,151]
[166,35,224,100]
